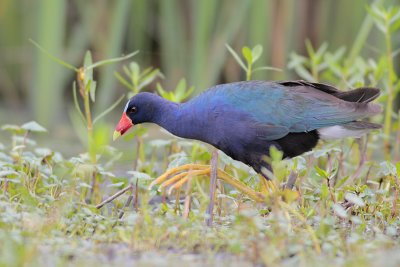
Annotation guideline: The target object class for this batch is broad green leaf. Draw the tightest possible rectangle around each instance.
[345,193,365,207]
[83,51,93,81]
[90,81,97,102]
[333,203,348,218]
[242,46,253,65]
[315,166,328,178]
[127,170,152,180]
[251,45,263,63]
[379,161,397,176]
[21,121,47,133]
[1,124,23,134]
[107,182,125,188]
[0,170,19,177]
[321,183,329,200]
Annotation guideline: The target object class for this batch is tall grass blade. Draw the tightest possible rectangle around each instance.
[96,0,132,112]
[31,0,67,126]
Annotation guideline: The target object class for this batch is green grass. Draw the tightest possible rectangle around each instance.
[0,121,399,266]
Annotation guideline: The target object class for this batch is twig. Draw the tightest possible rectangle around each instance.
[118,195,133,219]
[133,179,139,212]
[96,184,133,209]
[206,150,218,227]
[285,171,298,190]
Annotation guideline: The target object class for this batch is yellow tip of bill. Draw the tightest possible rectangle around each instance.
[113,131,121,141]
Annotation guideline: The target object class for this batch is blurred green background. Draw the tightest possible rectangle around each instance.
[0,0,397,129]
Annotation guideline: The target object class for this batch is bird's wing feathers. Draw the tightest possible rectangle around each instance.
[208,81,377,139]
[254,124,289,140]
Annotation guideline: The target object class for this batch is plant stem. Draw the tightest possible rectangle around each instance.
[77,69,96,164]
[246,63,252,81]
[383,21,395,160]
[395,111,400,161]
[84,92,96,163]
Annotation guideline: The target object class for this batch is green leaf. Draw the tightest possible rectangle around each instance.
[156,83,167,98]
[21,121,47,133]
[321,183,329,200]
[242,46,253,65]
[183,86,195,100]
[175,78,187,101]
[139,67,154,79]
[114,71,134,91]
[345,193,365,207]
[315,166,328,178]
[83,52,95,100]
[86,50,139,70]
[90,81,97,102]
[138,69,163,90]
[127,171,152,180]
[225,43,247,71]
[315,42,328,60]
[72,82,86,124]
[29,39,78,71]
[130,62,140,82]
[83,51,93,80]
[251,45,263,63]
[333,203,348,218]
[305,39,315,58]
[1,124,23,134]
[107,182,125,188]
[269,146,283,161]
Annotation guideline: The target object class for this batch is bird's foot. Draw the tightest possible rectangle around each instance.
[148,164,266,202]
[259,178,279,194]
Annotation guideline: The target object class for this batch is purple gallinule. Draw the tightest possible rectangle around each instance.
[114,80,381,201]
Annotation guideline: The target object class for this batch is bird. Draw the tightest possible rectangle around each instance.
[113,80,381,201]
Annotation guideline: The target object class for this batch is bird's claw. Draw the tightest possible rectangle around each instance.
[148,163,267,202]
[148,164,210,193]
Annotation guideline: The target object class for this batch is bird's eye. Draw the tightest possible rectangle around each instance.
[130,107,137,113]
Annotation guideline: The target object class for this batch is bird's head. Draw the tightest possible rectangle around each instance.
[113,92,159,140]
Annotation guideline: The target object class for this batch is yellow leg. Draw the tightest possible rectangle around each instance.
[149,164,265,202]
[259,178,279,194]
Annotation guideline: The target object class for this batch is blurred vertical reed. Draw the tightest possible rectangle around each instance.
[0,0,397,129]
[31,0,66,126]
